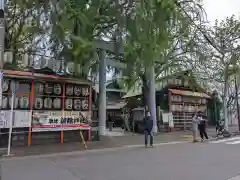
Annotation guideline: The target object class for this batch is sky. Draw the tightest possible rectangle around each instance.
[203,0,240,24]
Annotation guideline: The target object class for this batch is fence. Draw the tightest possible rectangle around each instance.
[161,112,193,131]
[172,113,193,130]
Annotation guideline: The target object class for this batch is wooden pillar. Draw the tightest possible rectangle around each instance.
[60,83,65,144]
[28,80,34,146]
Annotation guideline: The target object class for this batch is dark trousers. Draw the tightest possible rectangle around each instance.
[198,124,208,140]
[108,122,113,131]
[144,130,153,146]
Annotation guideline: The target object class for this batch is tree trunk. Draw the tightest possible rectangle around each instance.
[141,72,150,111]
[147,65,157,133]
[223,80,229,130]
[141,65,157,133]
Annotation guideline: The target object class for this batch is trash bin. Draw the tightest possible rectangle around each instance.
[108,122,113,131]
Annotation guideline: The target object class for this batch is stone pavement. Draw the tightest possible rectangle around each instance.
[2,137,240,180]
[1,126,239,157]
[7,131,186,157]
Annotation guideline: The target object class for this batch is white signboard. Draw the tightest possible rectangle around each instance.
[0,110,31,128]
[162,113,172,123]
[14,111,32,127]
[162,112,174,128]
[32,111,90,132]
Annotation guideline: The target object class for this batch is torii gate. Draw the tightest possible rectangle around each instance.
[94,40,124,136]
[95,40,157,135]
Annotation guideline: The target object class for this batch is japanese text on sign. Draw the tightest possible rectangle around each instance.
[47,116,85,124]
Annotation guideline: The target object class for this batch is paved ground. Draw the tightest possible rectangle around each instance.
[11,126,240,156]
[2,131,189,157]
[0,126,237,157]
[2,136,240,180]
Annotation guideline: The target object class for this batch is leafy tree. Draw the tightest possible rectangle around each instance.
[42,0,132,78]
[5,0,47,67]
[122,0,206,109]
[192,16,240,128]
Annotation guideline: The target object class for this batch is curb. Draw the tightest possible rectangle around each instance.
[183,131,240,140]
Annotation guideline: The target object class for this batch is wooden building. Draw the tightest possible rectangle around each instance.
[0,69,92,147]
[123,71,211,132]
[92,78,126,128]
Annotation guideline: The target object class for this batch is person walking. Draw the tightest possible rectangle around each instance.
[198,112,208,142]
[192,112,199,143]
[107,114,113,131]
[143,111,154,148]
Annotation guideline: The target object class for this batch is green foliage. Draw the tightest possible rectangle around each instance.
[6,0,206,81]
[5,0,46,66]
[122,0,205,91]
[45,0,128,78]
[193,16,240,87]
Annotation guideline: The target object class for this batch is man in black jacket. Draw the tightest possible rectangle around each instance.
[143,111,154,148]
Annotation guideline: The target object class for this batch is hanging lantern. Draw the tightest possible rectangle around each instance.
[2,96,8,108]
[4,51,13,63]
[22,53,29,67]
[66,85,73,95]
[35,83,44,93]
[81,87,89,96]
[19,96,29,108]
[65,98,73,110]
[81,99,89,110]
[74,99,81,110]
[44,83,53,94]
[54,84,61,95]
[44,98,52,109]
[74,85,81,96]
[53,98,61,109]
[2,79,9,92]
[35,97,43,109]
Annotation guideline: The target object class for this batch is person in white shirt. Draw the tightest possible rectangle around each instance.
[192,112,199,143]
